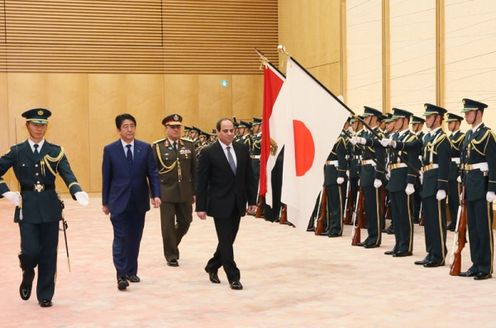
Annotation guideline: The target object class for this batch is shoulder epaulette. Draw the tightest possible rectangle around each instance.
[152,138,166,145]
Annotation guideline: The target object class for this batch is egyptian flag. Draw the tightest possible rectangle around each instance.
[260,63,285,206]
[278,57,350,230]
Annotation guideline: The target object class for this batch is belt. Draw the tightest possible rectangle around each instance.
[21,183,55,193]
[422,163,438,172]
[360,159,376,166]
[326,160,339,166]
[250,155,261,160]
[451,157,460,164]
[389,163,407,170]
[464,162,488,172]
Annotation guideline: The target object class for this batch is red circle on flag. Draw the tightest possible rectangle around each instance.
[293,120,314,176]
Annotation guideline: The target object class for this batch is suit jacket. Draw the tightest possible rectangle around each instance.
[102,139,160,216]
[0,140,82,223]
[196,140,256,218]
[153,138,197,203]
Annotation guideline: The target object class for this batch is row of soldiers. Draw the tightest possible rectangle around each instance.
[312,98,495,279]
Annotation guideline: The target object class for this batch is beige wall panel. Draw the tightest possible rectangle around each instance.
[279,0,340,71]
[0,73,15,188]
[163,75,199,129]
[123,75,164,143]
[45,74,89,192]
[197,75,232,132]
[231,75,263,122]
[307,62,342,97]
[88,75,126,192]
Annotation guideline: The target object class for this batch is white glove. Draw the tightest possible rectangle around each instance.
[457,176,462,183]
[373,179,382,189]
[357,179,360,187]
[487,191,496,203]
[380,138,390,147]
[419,173,423,184]
[436,189,447,200]
[336,177,345,185]
[356,137,366,145]
[350,136,358,145]
[75,191,89,206]
[2,191,20,207]
[405,183,415,195]
[346,170,350,177]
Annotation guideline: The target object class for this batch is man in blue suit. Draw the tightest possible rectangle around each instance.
[102,113,161,291]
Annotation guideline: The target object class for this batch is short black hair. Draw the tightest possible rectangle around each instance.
[216,118,234,131]
[115,113,136,129]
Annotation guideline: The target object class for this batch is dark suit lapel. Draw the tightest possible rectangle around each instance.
[215,141,235,175]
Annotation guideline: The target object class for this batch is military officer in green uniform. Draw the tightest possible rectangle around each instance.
[381,108,421,257]
[350,106,386,247]
[414,104,450,267]
[411,116,425,224]
[446,113,465,231]
[153,114,197,267]
[0,108,88,307]
[458,98,496,280]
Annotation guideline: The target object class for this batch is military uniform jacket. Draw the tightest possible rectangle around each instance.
[386,130,421,193]
[250,133,262,158]
[420,128,450,198]
[361,127,386,186]
[0,140,82,223]
[153,138,197,203]
[460,123,496,201]
[324,132,347,186]
[348,130,363,179]
[239,134,252,149]
[448,130,465,181]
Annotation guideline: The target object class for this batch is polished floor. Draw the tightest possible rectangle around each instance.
[0,195,494,328]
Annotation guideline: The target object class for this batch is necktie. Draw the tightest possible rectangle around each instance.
[226,146,236,174]
[126,144,133,163]
[173,141,178,151]
[33,144,39,155]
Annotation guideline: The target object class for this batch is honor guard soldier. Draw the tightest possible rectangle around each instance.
[153,114,197,267]
[237,121,252,147]
[182,126,192,141]
[414,104,450,267]
[324,125,348,237]
[446,113,465,231]
[346,117,362,225]
[458,98,496,280]
[411,116,425,224]
[0,108,89,307]
[250,117,262,193]
[350,106,387,247]
[382,113,397,233]
[380,108,421,257]
[189,126,201,151]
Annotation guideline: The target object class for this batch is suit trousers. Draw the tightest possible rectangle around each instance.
[205,210,242,283]
[110,203,145,277]
[160,201,192,261]
[19,221,59,301]
[422,197,447,263]
[466,199,494,275]
[390,191,413,253]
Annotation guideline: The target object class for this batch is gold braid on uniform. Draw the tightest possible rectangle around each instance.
[154,143,177,174]
[42,147,65,176]
[470,130,491,156]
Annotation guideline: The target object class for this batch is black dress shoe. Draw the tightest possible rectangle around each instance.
[414,258,430,265]
[364,244,379,249]
[385,226,394,234]
[127,274,140,283]
[384,249,396,255]
[393,251,412,257]
[167,259,179,267]
[229,281,243,290]
[19,269,35,301]
[328,233,341,238]
[424,261,444,268]
[39,299,52,308]
[474,272,492,280]
[117,277,129,291]
[208,271,220,284]
[446,224,455,232]
[356,242,366,247]
[459,268,478,277]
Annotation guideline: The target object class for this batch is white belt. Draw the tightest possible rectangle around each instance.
[250,155,260,159]
[451,157,460,164]
[464,162,488,172]
[389,163,407,170]
[326,160,339,166]
[361,159,376,166]
[422,163,438,172]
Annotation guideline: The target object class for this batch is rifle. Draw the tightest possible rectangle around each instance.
[343,178,353,225]
[315,187,328,235]
[59,200,71,272]
[255,196,264,218]
[449,187,466,276]
[351,188,363,245]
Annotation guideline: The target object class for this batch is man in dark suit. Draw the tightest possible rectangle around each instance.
[0,108,88,308]
[196,118,257,290]
[102,113,161,291]
[153,114,196,267]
